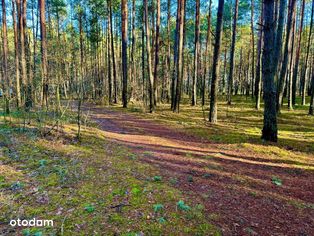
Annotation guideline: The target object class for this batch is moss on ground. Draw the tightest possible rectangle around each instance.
[0,119,220,235]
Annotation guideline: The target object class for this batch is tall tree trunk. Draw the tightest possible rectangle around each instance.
[262,0,278,142]
[109,0,118,104]
[144,0,155,113]
[202,0,212,106]
[130,0,136,101]
[273,0,287,76]
[78,7,84,100]
[209,0,224,123]
[173,0,185,113]
[164,0,171,103]
[121,0,128,108]
[309,73,314,115]
[142,8,146,105]
[40,0,48,106]
[31,1,38,105]
[2,0,10,114]
[227,0,239,105]
[21,0,32,111]
[107,15,112,104]
[171,0,180,110]
[288,8,296,110]
[277,0,296,112]
[301,0,313,106]
[192,0,200,106]
[255,2,263,110]
[17,0,28,109]
[153,0,160,106]
[12,0,21,109]
[292,0,305,106]
[151,0,155,63]
[222,46,227,95]
[250,0,255,98]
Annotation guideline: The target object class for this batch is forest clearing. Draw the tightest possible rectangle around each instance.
[0,0,314,235]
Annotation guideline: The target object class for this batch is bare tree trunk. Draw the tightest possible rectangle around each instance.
[17,0,28,109]
[109,0,118,104]
[21,0,32,111]
[202,0,212,106]
[121,0,128,108]
[144,0,155,113]
[173,0,185,113]
[39,0,48,108]
[31,1,38,105]
[12,0,21,109]
[227,0,239,105]
[2,0,10,114]
[262,0,278,142]
[171,0,180,110]
[107,14,112,104]
[78,7,84,100]
[255,3,263,110]
[222,46,227,95]
[277,0,296,112]
[130,0,136,101]
[273,0,287,77]
[153,0,160,106]
[192,0,200,106]
[142,9,146,105]
[209,0,224,123]
[309,73,314,115]
[288,8,296,110]
[292,0,305,106]
[301,0,313,106]
[163,0,171,103]
[250,0,255,98]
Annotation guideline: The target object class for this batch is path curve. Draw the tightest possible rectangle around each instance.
[84,105,314,236]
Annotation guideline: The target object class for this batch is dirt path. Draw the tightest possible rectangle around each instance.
[85,105,314,236]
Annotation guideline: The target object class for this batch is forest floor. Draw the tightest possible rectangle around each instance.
[86,96,314,236]
[0,96,313,235]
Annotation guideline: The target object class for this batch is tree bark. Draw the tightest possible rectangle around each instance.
[153,0,160,106]
[209,0,224,123]
[12,0,21,109]
[309,73,314,115]
[250,0,255,98]
[108,0,118,104]
[144,0,155,113]
[288,8,296,110]
[273,0,287,77]
[202,0,212,106]
[292,0,305,106]
[262,0,278,142]
[107,14,112,104]
[171,0,180,110]
[142,8,146,105]
[17,0,28,109]
[227,0,239,105]
[192,0,200,106]
[39,0,48,108]
[163,0,171,103]
[173,0,185,113]
[301,0,313,106]
[2,0,10,114]
[255,2,263,110]
[121,0,128,108]
[130,0,136,101]
[277,0,296,112]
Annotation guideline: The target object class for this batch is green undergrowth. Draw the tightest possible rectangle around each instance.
[0,121,220,235]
